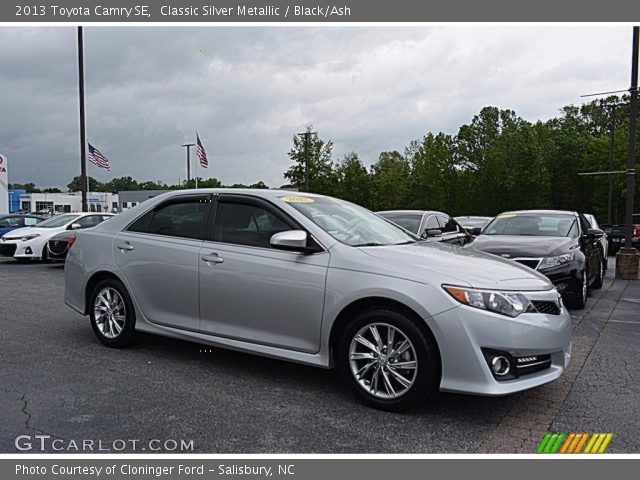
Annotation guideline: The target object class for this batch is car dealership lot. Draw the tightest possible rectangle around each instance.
[0,257,638,453]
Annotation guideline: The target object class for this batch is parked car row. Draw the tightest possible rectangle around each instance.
[62,189,572,412]
[0,213,114,261]
[601,213,640,253]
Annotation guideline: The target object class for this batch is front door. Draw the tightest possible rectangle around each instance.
[198,195,329,353]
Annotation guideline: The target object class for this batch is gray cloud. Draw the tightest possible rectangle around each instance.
[0,26,631,188]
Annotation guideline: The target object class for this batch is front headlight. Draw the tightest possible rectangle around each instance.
[443,285,534,318]
[20,234,41,241]
[539,251,575,270]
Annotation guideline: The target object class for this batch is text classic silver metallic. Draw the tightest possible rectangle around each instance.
[64,190,571,411]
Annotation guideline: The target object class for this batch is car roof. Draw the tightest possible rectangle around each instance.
[376,210,444,216]
[497,209,577,216]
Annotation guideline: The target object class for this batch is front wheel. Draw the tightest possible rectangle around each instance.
[591,255,604,290]
[566,269,588,309]
[338,308,440,412]
[89,279,137,348]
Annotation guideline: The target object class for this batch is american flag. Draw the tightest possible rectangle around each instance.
[196,134,208,168]
[88,143,111,171]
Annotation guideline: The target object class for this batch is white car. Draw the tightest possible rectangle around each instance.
[0,213,114,261]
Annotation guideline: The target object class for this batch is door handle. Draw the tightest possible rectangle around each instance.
[202,253,224,264]
[116,242,134,251]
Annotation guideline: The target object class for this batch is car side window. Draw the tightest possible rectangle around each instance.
[127,198,208,240]
[437,215,459,233]
[425,215,439,230]
[578,214,591,235]
[213,201,292,249]
[0,217,20,227]
[76,215,102,229]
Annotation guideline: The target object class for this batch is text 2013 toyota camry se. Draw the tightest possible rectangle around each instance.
[64,190,571,411]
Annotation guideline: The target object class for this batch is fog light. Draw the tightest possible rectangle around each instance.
[25,247,32,255]
[491,356,511,376]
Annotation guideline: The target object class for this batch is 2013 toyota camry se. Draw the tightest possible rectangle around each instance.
[64,190,571,411]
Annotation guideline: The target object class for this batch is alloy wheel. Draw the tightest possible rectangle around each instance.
[348,323,418,400]
[581,270,588,302]
[93,287,126,339]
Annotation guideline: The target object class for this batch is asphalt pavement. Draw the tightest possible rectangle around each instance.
[0,257,637,453]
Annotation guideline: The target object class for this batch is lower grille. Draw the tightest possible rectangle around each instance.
[532,300,561,315]
[0,244,17,256]
[515,258,541,269]
[516,354,552,376]
[48,240,68,255]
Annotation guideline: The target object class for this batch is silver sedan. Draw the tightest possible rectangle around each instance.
[64,190,571,411]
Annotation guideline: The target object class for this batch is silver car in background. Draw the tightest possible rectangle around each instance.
[65,190,571,411]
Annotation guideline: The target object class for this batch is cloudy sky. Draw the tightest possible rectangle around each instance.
[0,26,633,189]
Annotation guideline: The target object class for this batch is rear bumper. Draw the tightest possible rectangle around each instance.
[432,289,571,396]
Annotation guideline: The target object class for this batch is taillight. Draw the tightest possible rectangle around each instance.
[67,234,77,250]
[633,225,640,238]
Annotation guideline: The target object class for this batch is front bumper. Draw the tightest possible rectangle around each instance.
[537,261,582,296]
[432,288,571,396]
[0,238,43,259]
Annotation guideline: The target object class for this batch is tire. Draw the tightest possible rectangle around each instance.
[89,278,137,348]
[40,245,48,263]
[338,308,441,412]
[591,254,604,290]
[566,269,588,309]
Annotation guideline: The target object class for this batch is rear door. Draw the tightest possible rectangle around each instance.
[578,213,600,282]
[113,194,211,331]
[198,194,329,353]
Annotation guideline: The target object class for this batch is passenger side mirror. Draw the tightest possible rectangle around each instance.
[469,227,482,236]
[425,229,442,238]
[270,230,313,253]
[68,223,82,230]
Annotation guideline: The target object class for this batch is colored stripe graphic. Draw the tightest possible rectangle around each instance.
[537,433,613,454]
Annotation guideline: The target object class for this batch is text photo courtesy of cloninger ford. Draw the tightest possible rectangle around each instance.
[1,18,640,461]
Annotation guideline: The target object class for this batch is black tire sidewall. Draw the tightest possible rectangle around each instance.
[338,308,440,412]
[89,278,137,348]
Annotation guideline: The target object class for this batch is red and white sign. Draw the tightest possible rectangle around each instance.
[0,154,8,214]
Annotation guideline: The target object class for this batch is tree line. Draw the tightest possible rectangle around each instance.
[11,96,638,223]
[285,96,639,223]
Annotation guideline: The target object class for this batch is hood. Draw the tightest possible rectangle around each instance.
[358,241,553,291]
[469,234,575,257]
[2,226,60,239]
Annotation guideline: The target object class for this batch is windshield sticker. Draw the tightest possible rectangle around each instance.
[497,213,517,218]
[280,196,314,203]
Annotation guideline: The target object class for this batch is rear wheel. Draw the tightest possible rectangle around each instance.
[89,279,137,348]
[338,308,440,412]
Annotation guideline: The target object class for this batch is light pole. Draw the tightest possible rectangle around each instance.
[181,143,195,189]
[77,27,88,212]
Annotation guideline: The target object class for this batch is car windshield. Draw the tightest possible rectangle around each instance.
[483,213,575,237]
[282,196,419,246]
[376,212,423,234]
[36,214,81,228]
[456,217,489,228]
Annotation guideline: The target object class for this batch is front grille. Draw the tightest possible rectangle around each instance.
[532,300,561,315]
[515,258,540,269]
[0,243,17,256]
[48,240,68,255]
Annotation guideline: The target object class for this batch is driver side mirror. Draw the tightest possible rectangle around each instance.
[586,228,604,238]
[468,226,482,236]
[68,223,82,230]
[270,230,315,253]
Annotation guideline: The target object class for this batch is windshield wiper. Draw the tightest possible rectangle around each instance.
[352,242,385,247]
[394,240,417,245]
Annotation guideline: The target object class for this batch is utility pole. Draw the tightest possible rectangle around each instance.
[77,27,88,212]
[623,26,638,252]
[181,143,195,189]
[297,130,317,192]
[605,102,627,223]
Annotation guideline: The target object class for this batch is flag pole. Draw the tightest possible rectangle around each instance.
[77,27,88,212]
[195,133,199,189]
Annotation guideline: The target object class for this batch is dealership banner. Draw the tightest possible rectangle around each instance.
[3,458,640,479]
[3,0,640,22]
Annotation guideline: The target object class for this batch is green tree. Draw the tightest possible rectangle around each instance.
[370,151,411,211]
[284,125,337,195]
[334,152,372,208]
[67,176,102,192]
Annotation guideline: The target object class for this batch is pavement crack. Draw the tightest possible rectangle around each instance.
[20,392,65,442]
